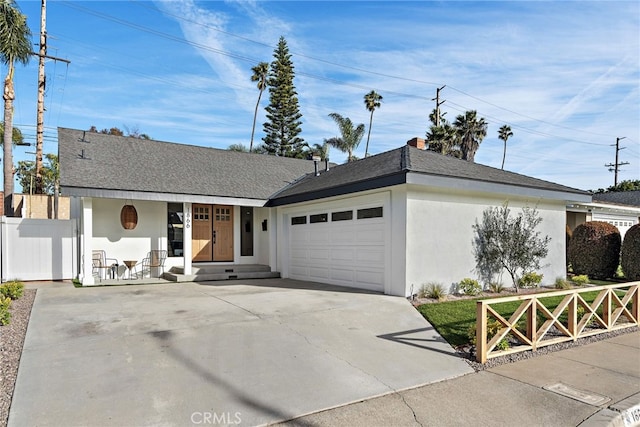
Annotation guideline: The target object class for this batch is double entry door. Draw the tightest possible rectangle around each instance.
[192,204,234,262]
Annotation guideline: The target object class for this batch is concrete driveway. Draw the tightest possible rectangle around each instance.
[9,279,472,426]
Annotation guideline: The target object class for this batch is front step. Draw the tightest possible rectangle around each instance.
[164,264,280,283]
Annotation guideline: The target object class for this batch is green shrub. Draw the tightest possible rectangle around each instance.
[572,274,589,286]
[621,224,640,281]
[421,282,446,301]
[0,281,24,300]
[568,221,621,280]
[576,305,595,327]
[488,282,505,293]
[554,277,571,289]
[467,320,509,350]
[518,272,543,288]
[0,296,12,325]
[458,278,481,296]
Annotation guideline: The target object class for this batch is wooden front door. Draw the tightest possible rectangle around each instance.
[192,204,234,262]
[192,204,212,262]
[213,205,234,261]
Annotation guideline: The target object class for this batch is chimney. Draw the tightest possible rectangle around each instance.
[407,137,425,150]
[312,155,321,176]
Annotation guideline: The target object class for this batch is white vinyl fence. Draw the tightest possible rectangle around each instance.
[1,217,78,282]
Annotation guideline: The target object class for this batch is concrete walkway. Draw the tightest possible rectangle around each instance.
[276,330,640,427]
[9,279,473,427]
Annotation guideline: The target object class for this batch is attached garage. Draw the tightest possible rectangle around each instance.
[281,193,391,293]
[268,140,591,297]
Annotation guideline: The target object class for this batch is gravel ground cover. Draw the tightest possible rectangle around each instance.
[0,289,36,427]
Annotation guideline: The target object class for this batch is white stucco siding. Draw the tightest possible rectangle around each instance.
[92,198,169,270]
[254,207,271,266]
[405,186,568,294]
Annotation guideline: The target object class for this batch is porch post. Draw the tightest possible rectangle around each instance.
[80,197,95,286]
[183,202,192,275]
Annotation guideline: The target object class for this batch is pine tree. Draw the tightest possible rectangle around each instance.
[262,36,305,157]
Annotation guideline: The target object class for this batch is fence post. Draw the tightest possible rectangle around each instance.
[632,284,639,326]
[603,289,612,329]
[476,301,487,363]
[568,294,577,339]
[526,298,537,348]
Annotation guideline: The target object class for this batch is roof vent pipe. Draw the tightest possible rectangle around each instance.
[325,158,329,172]
[312,155,321,176]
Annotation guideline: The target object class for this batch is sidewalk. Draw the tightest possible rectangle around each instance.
[275,330,640,427]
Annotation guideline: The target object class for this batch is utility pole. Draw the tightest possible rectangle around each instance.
[35,0,46,194]
[33,0,69,199]
[604,137,629,186]
[432,85,446,127]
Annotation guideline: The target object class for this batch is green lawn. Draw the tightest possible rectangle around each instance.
[416,290,612,347]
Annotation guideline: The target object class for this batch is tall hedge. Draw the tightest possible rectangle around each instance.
[568,221,621,280]
[621,224,640,280]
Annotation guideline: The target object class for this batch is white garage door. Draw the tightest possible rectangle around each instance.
[288,206,386,292]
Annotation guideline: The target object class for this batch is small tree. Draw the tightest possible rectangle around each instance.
[473,203,550,292]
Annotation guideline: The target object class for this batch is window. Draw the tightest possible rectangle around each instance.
[357,207,383,219]
[332,210,353,221]
[194,205,209,220]
[167,203,184,257]
[291,216,307,225]
[215,207,231,222]
[310,213,328,223]
[241,207,253,257]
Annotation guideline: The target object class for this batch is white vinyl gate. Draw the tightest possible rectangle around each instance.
[1,217,77,282]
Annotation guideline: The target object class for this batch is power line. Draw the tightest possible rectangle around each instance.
[46,2,639,154]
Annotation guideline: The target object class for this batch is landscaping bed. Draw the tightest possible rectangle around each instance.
[414,284,639,370]
[0,288,35,427]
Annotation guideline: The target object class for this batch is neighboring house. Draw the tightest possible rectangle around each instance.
[567,190,640,240]
[59,129,591,295]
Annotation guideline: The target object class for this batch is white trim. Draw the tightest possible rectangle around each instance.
[183,202,193,275]
[62,187,267,207]
[80,197,95,286]
[407,172,591,203]
[567,201,640,216]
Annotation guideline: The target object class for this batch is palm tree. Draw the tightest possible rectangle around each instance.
[498,124,513,170]
[363,90,382,157]
[453,110,487,162]
[1,0,32,216]
[308,142,330,161]
[326,113,365,162]
[249,61,269,152]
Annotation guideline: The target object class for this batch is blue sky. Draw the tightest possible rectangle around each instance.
[6,0,640,192]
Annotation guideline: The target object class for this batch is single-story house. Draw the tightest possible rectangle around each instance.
[59,128,591,296]
[567,190,640,240]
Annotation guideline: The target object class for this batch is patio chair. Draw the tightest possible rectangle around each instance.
[92,250,119,281]
[141,250,167,279]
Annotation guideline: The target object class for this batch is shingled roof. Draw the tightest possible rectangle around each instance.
[267,145,591,206]
[593,190,640,207]
[59,128,591,206]
[58,127,318,201]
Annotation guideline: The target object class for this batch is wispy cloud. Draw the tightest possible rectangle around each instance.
[9,0,639,192]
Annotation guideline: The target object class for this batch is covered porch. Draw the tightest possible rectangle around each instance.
[76,195,276,286]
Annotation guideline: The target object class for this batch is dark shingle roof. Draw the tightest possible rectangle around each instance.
[59,128,591,206]
[268,145,590,206]
[58,127,317,201]
[593,190,640,207]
